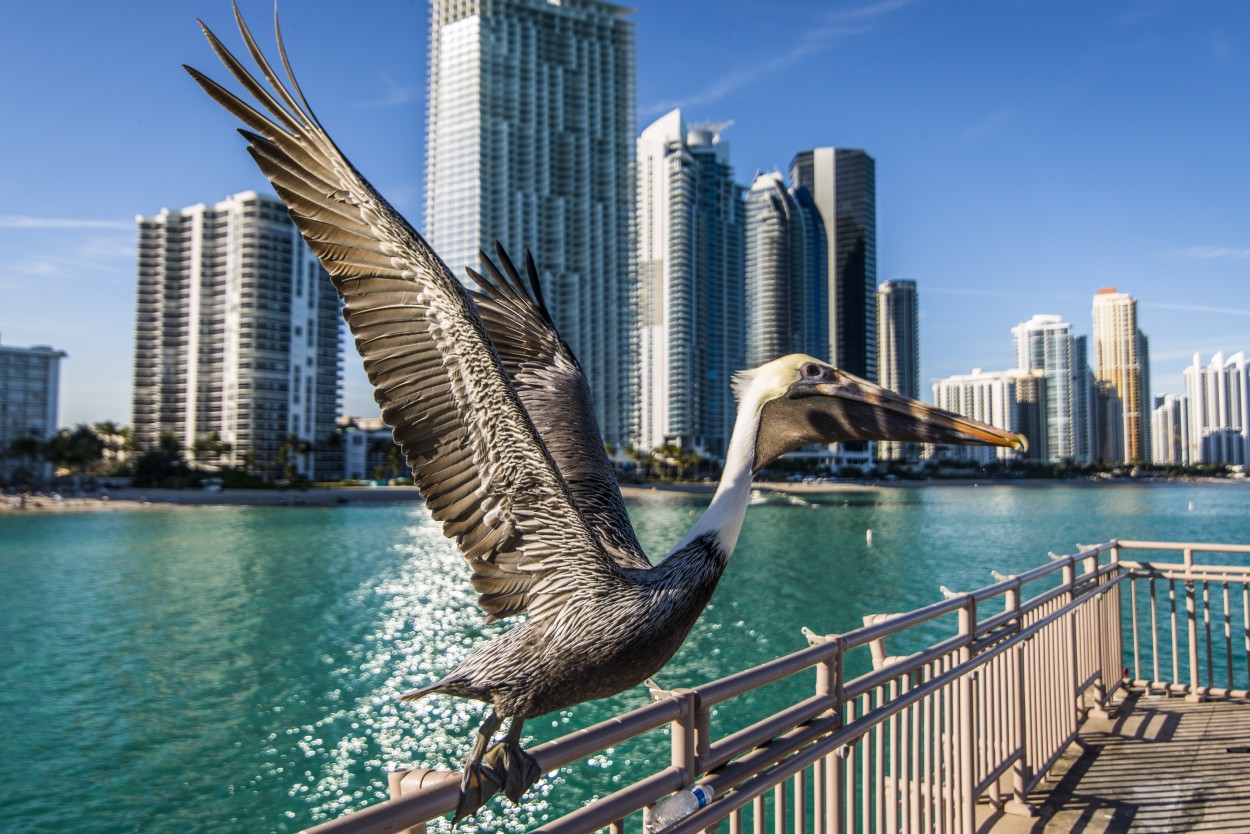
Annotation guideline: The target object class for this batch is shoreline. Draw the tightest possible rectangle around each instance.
[3,477,1244,516]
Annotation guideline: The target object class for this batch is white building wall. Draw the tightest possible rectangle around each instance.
[0,337,66,484]
[1012,313,1086,463]
[1151,394,1190,466]
[1184,351,1250,466]
[132,192,342,479]
[930,369,1033,464]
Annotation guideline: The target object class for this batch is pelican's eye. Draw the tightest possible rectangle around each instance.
[801,362,823,379]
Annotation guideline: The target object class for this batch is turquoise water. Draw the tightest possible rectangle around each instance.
[1,483,1247,832]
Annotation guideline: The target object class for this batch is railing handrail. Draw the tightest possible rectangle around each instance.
[302,539,1247,834]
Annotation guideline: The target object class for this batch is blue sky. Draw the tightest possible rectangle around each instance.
[2,0,1246,428]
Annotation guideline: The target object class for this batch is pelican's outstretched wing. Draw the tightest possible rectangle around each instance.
[466,246,650,570]
[185,5,631,622]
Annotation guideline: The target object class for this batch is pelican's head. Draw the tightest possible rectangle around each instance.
[734,354,1026,473]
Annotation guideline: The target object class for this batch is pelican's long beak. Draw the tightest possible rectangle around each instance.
[802,372,1027,451]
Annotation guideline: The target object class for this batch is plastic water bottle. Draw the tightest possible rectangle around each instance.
[644,784,714,832]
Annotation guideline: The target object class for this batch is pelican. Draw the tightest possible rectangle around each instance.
[187,6,1024,822]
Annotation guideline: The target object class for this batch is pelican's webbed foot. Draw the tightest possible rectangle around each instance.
[454,760,505,825]
[482,727,541,804]
[453,710,505,825]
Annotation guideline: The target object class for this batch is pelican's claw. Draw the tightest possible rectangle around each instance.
[483,741,541,804]
[453,762,504,826]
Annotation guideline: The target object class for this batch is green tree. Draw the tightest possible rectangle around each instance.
[191,431,233,468]
[131,431,191,488]
[43,425,105,477]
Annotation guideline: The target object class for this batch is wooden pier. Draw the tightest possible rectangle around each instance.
[982,693,1250,833]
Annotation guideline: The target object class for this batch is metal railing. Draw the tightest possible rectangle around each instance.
[1117,540,1250,700]
[303,540,1247,834]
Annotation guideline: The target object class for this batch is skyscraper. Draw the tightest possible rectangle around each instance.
[1151,394,1190,466]
[1091,288,1150,462]
[1184,351,1250,465]
[930,368,1044,464]
[426,0,636,446]
[635,110,744,457]
[790,148,877,382]
[876,280,919,462]
[132,192,342,479]
[1012,314,1087,463]
[0,336,66,485]
[743,171,826,369]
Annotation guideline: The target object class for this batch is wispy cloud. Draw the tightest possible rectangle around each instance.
[964,106,1017,140]
[0,215,131,230]
[923,285,1028,301]
[1163,245,1250,262]
[360,70,420,109]
[1111,0,1185,27]
[1141,301,1250,317]
[1212,29,1237,68]
[645,0,920,115]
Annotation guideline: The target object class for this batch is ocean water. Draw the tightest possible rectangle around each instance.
[1,483,1247,833]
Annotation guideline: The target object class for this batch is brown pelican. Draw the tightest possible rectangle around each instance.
[186,6,1024,822]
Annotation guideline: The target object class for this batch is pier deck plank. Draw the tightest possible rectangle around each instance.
[979,693,1250,833]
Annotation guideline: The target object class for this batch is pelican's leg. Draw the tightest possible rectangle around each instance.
[453,710,505,825]
[482,717,541,804]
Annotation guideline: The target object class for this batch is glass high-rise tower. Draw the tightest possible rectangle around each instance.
[426,0,636,446]
[743,171,826,369]
[1013,314,1089,464]
[636,110,743,457]
[876,279,919,462]
[790,148,877,382]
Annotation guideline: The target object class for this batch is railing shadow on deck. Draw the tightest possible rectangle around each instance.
[303,540,1250,834]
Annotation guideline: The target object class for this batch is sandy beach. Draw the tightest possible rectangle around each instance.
[4,476,1241,515]
[2,480,884,515]
[0,485,429,514]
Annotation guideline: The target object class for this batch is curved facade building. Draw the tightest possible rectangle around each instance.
[636,110,743,457]
[743,171,826,369]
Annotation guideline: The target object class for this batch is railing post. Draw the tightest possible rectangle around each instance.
[1185,579,1206,702]
[1063,560,1081,730]
[957,596,976,833]
[805,625,840,834]
[386,767,425,834]
[670,689,700,783]
[1002,579,1037,817]
[1082,552,1112,719]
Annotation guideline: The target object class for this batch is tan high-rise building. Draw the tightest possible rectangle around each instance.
[1091,288,1150,463]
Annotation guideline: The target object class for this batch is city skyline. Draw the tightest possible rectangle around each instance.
[1,1,1247,427]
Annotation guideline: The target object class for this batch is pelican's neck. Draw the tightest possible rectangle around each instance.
[677,399,761,558]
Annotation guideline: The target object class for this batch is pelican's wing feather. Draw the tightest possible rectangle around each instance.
[466,247,650,570]
[187,8,632,622]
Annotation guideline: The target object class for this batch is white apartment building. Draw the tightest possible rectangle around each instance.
[1012,314,1091,464]
[1183,351,1249,466]
[132,192,342,480]
[0,335,66,484]
[1151,393,1190,466]
[930,368,1044,464]
[635,110,743,457]
[425,0,636,446]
